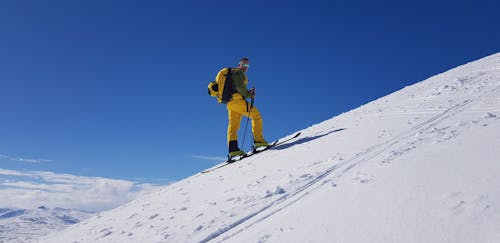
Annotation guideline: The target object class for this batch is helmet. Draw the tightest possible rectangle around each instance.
[207,81,219,97]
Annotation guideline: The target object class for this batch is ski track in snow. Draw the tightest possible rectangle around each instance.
[210,99,477,242]
[40,54,500,243]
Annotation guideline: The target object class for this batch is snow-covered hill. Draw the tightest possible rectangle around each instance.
[0,206,93,242]
[43,53,500,243]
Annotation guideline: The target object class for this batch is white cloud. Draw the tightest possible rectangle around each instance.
[0,154,52,163]
[0,168,166,212]
[0,168,28,176]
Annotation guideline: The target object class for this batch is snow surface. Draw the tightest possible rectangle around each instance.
[42,53,500,243]
[0,206,93,242]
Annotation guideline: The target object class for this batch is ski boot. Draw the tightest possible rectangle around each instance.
[228,150,246,162]
[253,140,270,152]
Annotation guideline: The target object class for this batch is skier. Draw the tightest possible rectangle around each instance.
[218,58,269,158]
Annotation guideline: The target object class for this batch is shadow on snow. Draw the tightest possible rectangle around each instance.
[272,128,347,151]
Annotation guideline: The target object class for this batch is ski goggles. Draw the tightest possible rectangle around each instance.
[241,63,250,68]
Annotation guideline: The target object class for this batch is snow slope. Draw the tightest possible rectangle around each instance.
[0,206,93,243]
[43,53,500,243]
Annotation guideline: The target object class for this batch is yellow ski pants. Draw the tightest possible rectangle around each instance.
[227,96,264,145]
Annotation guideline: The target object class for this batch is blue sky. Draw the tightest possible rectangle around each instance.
[1,0,499,188]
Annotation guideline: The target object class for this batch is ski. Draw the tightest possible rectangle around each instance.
[201,132,301,173]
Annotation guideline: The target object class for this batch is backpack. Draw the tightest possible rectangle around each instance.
[208,68,245,104]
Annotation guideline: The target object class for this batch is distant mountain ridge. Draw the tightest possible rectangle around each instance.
[0,206,93,242]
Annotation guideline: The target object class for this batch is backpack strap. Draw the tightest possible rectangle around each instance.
[221,68,233,104]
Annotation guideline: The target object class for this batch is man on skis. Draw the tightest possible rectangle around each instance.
[216,58,269,158]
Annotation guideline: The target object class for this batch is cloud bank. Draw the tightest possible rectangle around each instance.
[0,168,165,212]
[0,154,52,163]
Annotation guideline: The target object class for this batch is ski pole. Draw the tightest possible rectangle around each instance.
[241,97,254,152]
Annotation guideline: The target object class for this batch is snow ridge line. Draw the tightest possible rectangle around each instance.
[208,99,474,242]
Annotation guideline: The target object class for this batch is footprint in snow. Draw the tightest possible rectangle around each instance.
[472,194,492,213]
[321,179,337,187]
[488,112,498,118]
[257,234,272,243]
[99,228,113,238]
[226,197,242,203]
[353,172,374,184]
[378,130,391,138]
[444,192,466,215]
[481,112,498,123]
[444,192,492,216]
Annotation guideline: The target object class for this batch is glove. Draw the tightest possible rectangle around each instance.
[248,87,256,98]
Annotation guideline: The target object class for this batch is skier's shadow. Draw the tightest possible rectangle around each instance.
[272,128,347,151]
